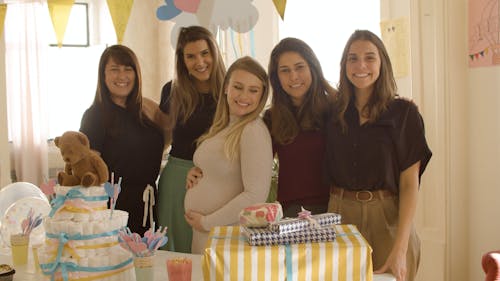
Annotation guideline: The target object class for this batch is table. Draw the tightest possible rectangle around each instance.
[0,249,395,280]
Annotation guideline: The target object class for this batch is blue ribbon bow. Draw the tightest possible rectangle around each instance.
[49,188,108,217]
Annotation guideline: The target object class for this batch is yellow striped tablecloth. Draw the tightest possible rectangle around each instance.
[202,224,373,281]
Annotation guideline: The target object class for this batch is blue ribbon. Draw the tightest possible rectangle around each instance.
[40,230,131,281]
[49,188,109,217]
[285,245,293,280]
[40,258,133,281]
[46,229,119,241]
[249,29,256,58]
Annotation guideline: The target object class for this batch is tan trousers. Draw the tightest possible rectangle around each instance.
[328,192,420,281]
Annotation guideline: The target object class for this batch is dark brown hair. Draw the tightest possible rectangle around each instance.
[93,45,145,134]
[267,37,336,145]
[335,30,397,131]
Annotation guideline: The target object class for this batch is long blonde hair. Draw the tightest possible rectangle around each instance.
[198,56,269,160]
[169,26,226,125]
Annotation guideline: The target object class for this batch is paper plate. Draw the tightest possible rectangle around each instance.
[0,197,51,247]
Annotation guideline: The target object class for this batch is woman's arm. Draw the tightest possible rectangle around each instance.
[142,97,172,148]
[374,161,420,281]
[199,120,273,231]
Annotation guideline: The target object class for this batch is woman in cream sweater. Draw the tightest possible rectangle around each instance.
[184,56,273,254]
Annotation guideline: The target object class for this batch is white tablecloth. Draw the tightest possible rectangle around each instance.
[0,248,395,280]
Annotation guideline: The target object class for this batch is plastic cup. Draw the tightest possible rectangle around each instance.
[32,244,42,272]
[166,257,192,281]
[134,255,154,281]
[10,234,29,265]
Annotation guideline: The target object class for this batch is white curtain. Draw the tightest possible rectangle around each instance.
[5,0,49,185]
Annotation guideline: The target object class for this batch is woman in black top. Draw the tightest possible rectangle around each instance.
[326,30,432,281]
[157,26,226,253]
[80,45,164,235]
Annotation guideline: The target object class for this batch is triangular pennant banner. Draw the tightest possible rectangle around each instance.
[107,0,134,44]
[47,0,74,47]
[272,0,286,20]
[0,4,6,39]
[469,54,474,61]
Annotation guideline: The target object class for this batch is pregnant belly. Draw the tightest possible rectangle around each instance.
[184,181,234,215]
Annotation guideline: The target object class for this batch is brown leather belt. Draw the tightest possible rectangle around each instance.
[331,187,395,202]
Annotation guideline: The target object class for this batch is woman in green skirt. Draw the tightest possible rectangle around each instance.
[157,26,226,253]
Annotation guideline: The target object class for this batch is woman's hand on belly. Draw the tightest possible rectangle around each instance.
[185,210,207,232]
[186,166,203,189]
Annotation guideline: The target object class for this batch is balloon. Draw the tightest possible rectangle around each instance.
[0,182,48,221]
[0,197,51,247]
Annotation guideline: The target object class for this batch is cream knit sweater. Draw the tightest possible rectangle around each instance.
[184,117,273,254]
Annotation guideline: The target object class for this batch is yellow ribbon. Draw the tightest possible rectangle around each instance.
[52,263,133,281]
[61,205,107,213]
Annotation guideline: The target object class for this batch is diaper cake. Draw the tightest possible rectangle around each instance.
[37,131,135,280]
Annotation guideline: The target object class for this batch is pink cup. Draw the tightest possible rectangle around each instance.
[166,258,192,281]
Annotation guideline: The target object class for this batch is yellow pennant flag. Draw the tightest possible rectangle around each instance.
[272,0,286,20]
[0,4,7,39]
[107,0,134,44]
[48,0,75,47]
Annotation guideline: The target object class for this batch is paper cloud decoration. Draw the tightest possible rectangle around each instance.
[157,0,259,48]
[208,0,259,33]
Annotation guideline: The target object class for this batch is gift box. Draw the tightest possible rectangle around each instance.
[269,212,342,234]
[202,224,373,281]
[242,224,336,246]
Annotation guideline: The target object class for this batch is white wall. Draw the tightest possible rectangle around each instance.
[468,67,500,278]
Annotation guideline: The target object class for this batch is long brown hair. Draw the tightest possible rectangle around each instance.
[93,45,145,132]
[267,37,336,145]
[335,30,397,131]
[170,26,226,125]
[198,56,269,160]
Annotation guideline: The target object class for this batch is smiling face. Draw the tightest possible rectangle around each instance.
[183,39,213,92]
[226,69,264,117]
[104,57,136,107]
[345,40,381,96]
[276,51,312,106]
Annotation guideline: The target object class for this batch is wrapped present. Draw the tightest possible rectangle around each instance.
[239,202,283,227]
[202,224,373,281]
[269,212,342,234]
[242,224,336,246]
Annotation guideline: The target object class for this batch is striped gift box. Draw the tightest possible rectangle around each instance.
[202,224,373,281]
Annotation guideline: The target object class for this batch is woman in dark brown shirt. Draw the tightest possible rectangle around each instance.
[326,30,432,281]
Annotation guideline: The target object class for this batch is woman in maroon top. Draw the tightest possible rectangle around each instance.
[326,30,432,281]
[264,37,336,217]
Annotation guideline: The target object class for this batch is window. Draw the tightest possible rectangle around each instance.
[46,1,113,138]
[279,0,380,86]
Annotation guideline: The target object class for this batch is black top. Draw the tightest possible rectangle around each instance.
[325,98,432,194]
[80,102,164,234]
[159,81,217,160]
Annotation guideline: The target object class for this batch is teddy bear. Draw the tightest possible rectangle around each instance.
[54,131,109,187]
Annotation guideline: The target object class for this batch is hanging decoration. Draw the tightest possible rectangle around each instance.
[106,0,134,44]
[272,0,286,20]
[47,0,74,47]
[0,4,6,39]
[156,0,259,49]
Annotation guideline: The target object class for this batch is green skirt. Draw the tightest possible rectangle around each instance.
[157,156,194,253]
